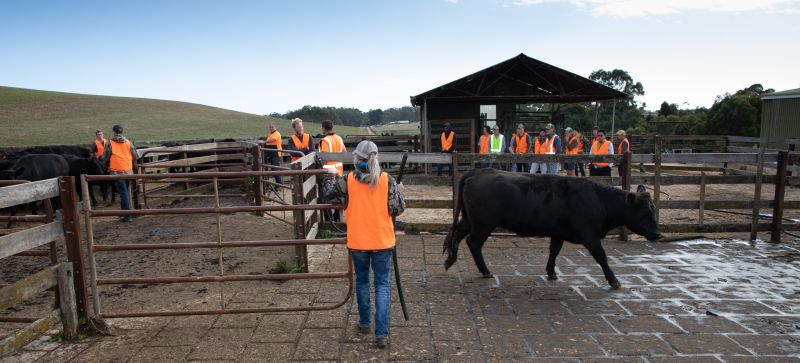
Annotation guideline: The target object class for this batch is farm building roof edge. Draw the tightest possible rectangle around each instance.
[762,88,800,100]
[409,53,629,106]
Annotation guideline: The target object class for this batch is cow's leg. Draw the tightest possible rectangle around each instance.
[584,241,620,289]
[443,218,471,270]
[546,238,564,280]
[466,229,492,278]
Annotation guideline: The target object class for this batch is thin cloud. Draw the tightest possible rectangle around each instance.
[512,0,800,17]
[445,0,458,3]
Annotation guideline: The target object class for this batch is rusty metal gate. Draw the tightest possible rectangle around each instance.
[81,169,350,318]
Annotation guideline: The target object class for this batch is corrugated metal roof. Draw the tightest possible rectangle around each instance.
[762,88,800,100]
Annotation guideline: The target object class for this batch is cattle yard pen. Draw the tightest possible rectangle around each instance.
[317,136,800,242]
[0,178,86,358]
[80,168,350,318]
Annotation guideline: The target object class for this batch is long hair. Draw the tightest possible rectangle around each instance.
[353,152,382,187]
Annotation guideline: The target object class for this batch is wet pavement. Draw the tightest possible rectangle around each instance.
[3,234,800,362]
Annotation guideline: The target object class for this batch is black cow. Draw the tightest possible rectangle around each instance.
[0,154,71,226]
[62,155,106,204]
[443,169,661,289]
[22,145,91,158]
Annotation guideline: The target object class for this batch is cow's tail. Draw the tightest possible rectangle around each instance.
[443,171,471,270]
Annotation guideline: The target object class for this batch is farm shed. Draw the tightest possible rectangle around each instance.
[761,88,800,139]
[410,53,627,153]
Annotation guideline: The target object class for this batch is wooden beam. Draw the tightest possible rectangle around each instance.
[0,310,60,358]
[0,221,62,260]
[57,263,79,340]
[290,152,317,170]
[751,142,766,240]
[0,265,59,311]
[772,151,788,242]
[0,179,60,209]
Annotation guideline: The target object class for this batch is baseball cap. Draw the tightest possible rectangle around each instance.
[112,124,123,133]
[516,124,524,129]
[491,125,499,130]
[545,123,554,129]
[565,127,573,132]
[353,140,379,159]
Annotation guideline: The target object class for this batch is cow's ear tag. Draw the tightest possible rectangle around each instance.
[626,193,637,205]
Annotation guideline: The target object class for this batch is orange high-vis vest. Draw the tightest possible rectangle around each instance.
[441,131,454,152]
[290,133,311,162]
[617,139,630,155]
[321,134,346,175]
[266,130,282,157]
[534,137,554,154]
[108,139,134,172]
[577,137,584,153]
[591,140,611,167]
[478,135,490,154]
[94,138,106,158]
[566,136,580,155]
[513,133,529,154]
[345,172,395,251]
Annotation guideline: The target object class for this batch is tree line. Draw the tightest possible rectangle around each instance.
[269,106,420,127]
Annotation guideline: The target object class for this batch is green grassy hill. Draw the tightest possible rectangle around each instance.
[0,86,362,147]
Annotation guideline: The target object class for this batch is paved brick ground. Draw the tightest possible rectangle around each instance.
[3,235,800,362]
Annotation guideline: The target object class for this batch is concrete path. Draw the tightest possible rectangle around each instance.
[4,235,800,362]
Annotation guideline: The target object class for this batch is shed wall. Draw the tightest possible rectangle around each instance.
[761,98,800,139]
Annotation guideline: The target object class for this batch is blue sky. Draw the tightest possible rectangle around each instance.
[1,0,798,114]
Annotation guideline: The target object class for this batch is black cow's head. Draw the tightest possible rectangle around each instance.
[623,185,661,241]
[0,167,25,180]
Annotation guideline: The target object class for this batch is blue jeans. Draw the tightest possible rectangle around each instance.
[575,162,586,176]
[115,179,131,219]
[436,163,451,177]
[351,249,392,338]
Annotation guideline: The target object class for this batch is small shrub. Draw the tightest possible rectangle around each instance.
[269,260,302,274]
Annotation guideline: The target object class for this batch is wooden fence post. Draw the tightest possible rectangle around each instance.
[771,151,788,242]
[751,142,766,241]
[788,144,795,177]
[251,145,264,217]
[620,152,631,241]
[451,151,459,223]
[722,137,730,174]
[57,263,78,340]
[291,163,308,272]
[57,177,90,320]
[653,136,662,223]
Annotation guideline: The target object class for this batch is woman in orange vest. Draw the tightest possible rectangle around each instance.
[564,127,580,177]
[530,129,549,174]
[326,140,405,348]
[101,124,139,222]
[320,120,346,175]
[287,118,315,163]
[437,123,455,177]
[476,126,491,168]
[589,129,614,176]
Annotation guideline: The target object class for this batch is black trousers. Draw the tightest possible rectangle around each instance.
[589,165,611,176]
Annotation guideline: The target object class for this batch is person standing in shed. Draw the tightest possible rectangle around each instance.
[101,124,139,222]
[508,124,531,172]
[590,129,614,176]
[287,118,315,163]
[616,129,631,177]
[437,123,455,176]
[477,126,491,168]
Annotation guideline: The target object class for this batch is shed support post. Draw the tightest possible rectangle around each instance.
[771,151,788,242]
[653,136,662,223]
[751,141,766,241]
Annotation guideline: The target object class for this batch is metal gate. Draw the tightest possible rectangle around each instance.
[81,169,350,318]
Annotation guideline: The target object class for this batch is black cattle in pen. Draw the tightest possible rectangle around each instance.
[0,154,71,227]
[62,154,107,204]
[443,169,661,289]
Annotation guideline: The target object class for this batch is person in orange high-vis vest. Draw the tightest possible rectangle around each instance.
[616,129,631,177]
[530,129,549,174]
[476,126,491,168]
[590,129,614,176]
[564,127,580,177]
[437,123,455,177]
[101,124,139,222]
[574,131,587,176]
[287,118,315,163]
[320,120,346,175]
[259,122,283,184]
[508,124,531,172]
[325,140,405,349]
[91,129,107,158]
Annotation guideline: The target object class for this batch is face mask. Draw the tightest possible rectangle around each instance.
[357,161,369,171]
